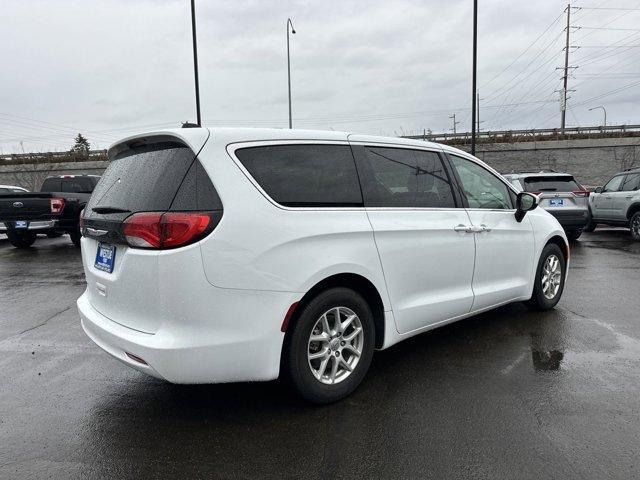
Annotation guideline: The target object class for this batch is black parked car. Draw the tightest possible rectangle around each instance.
[0,175,100,248]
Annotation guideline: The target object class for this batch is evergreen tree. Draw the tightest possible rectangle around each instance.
[70,134,90,154]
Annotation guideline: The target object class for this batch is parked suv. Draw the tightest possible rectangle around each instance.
[78,128,569,403]
[585,168,640,240]
[503,172,590,241]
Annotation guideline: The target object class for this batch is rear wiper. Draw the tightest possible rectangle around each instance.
[92,206,131,214]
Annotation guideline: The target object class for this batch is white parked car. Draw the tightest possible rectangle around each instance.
[77,128,569,403]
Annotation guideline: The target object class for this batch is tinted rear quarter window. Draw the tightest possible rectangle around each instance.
[523,176,580,192]
[235,144,362,207]
[355,146,455,208]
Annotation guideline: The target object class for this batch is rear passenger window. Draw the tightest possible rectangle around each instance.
[621,173,640,192]
[355,147,455,208]
[235,144,362,207]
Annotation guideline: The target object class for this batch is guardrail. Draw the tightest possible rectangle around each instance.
[0,150,107,165]
[403,124,640,144]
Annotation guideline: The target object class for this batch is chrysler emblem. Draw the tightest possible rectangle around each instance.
[12,201,24,208]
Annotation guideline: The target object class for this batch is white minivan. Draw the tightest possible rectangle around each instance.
[78,127,568,403]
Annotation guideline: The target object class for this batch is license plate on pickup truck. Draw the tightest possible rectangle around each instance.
[549,199,564,207]
[14,221,27,229]
[95,243,116,274]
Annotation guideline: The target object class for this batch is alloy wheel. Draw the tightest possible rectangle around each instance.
[307,306,364,385]
[541,254,562,300]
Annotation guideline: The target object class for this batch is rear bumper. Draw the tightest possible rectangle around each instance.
[0,220,58,232]
[546,209,589,229]
[77,287,298,384]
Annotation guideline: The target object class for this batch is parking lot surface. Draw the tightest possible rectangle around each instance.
[1,230,639,479]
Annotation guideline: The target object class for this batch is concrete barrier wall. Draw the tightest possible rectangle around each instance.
[1,137,639,190]
[456,137,640,186]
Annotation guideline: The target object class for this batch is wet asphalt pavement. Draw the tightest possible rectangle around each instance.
[1,230,639,479]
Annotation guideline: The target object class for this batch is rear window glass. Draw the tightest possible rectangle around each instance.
[523,176,580,192]
[87,142,197,215]
[235,144,363,207]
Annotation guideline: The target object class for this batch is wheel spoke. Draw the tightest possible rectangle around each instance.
[310,332,330,343]
[320,314,330,335]
[316,356,330,379]
[343,344,361,357]
[344,326,362,342]
[332,307,342,332]
[329,356,339,383]
[309,348,328,360]
[341,314,356,332]
[339,357,353,372]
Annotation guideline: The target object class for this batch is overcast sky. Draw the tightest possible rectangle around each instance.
[1,0,640,153]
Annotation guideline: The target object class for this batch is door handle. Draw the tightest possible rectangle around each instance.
[454,224,474,233]
[626,195,633,199]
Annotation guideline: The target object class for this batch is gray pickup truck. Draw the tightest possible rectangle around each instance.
[586,167,640,241]
[0,175,100,248]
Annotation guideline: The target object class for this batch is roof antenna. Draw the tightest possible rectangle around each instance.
[190,0,202,126]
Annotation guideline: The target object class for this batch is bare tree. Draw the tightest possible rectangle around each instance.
[6,154,57,191]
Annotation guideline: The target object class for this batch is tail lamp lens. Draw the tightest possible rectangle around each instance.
[572,190,590,197]
[50,197,65,214]
[123,212,212,249]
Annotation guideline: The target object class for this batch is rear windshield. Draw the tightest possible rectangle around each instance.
[41,177,96,193]
[86,141,221,217]
[523,176,580,192]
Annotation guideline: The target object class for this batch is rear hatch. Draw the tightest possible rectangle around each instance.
[523,175,589,210]
[81,133,222,334]
[0,193,54,223]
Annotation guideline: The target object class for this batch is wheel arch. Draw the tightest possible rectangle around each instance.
[626,202,640,220]
[545,234,570,262]
[285,273,386,349]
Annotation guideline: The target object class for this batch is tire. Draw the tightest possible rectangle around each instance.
[7,230,37,249]
[566,229,582,242]
[69,225,81,247]
[583,213,597,233]
[283,287,375,404]
[528,243,566,311]
[630,212,640,242]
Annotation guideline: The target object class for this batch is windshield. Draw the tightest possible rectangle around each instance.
[523,176,580,192]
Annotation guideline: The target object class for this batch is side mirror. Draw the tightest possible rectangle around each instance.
[594,186,603,194]
[515,192,538,222]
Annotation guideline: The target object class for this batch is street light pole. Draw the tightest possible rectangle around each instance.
[287,18,296,129]
[589,106,607,127]
[190,0,201,126]
[471,0,478,155]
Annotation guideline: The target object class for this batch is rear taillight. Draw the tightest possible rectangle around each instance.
[50,197,65,214]
[79,209,85,231]
[572,190,590,197]
[123,212,214,249]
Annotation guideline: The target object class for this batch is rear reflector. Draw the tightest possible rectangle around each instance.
[123,211,213,249]
[50,197,65,214]
[281,302,299,332]
[125,352,148,365]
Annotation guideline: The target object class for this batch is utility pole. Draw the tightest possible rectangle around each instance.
[190,0,201,126]
[476,91,482,133]
[471,0,478,155]
[449,114,460,134]
[560,3,571,134]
